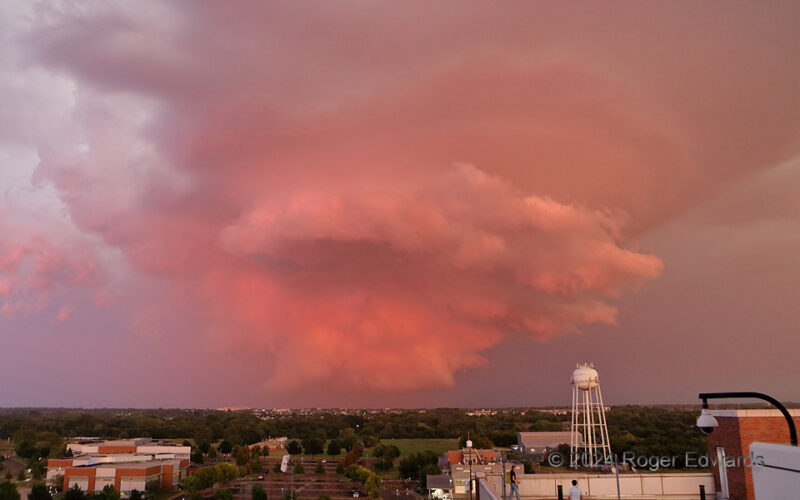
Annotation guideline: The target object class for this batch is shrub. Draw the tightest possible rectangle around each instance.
[63,485,85,500]
[326,440,341,456]
[0,481,20,500]
[251,486,266,500]
[373,457,393,471]
[214,490,233,500]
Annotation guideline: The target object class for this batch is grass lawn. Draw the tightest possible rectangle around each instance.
[374,439,458,458]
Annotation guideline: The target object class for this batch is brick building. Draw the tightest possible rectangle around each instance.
[47,438,191,495]
[57,458,188,495]
[705,409,800,500]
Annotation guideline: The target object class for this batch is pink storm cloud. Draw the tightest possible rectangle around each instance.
[2,0,797,400]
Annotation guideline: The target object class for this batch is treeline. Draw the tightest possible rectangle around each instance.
[606,406,707,467]
[0,406,706,465]
[0,408,557,446]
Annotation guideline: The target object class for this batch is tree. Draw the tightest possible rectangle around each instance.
[341,465,381,499]
[218,440,233,455]
[338,429,359,451]
[214,490,233,500]
[365,474,381,498]
[191,449,204,464]
[286,441,302,455]
[144,479,162,498]
[250,446,261,459]
[182,441,192,447]
[49,474,64,493]
[385,445,400,459]
[215,463,240,481]
[335,463,344,475]
[199,442,211,454]
[301,438,324,456]
[64,485,85,500]
[194,426,214,447]
[251,486,266,500]
[361,435,379,448]
[272,463,281,473]
[293,463,304,474]
[129,491,142,500]
[233,446,250,466]
[14,442,37,460]
[529,420,562,432]
[0,482,19,500]
[250,456,262,473]
[398,452,439,480]
[314,461,324,474]
[28,484,52,500]
[16,471,25,482]
[342,445,363,466]
[373,457,393,472]
[418,464,440,491]
[326,440,341,456]
[98,485,120,500]
[208,446,218,459]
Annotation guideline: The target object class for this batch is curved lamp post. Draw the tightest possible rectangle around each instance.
[698,392,797,446]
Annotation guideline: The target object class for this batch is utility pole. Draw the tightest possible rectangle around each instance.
[467,435,473,500]
[501,458,507,500]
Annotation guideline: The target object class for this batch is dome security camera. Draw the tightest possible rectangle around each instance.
[696,409,719,435]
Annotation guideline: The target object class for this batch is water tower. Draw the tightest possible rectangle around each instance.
[570,362,612,467]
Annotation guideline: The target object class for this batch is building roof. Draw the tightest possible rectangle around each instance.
[94,459,183,469]
[518,431,582,448]
[708,409,800,418]
[446,449,497,466]
[427,475,455,490]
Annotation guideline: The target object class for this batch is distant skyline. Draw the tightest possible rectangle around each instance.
[1,1,798,408]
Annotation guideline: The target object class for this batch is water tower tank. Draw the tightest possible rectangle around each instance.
[571,364,599,390]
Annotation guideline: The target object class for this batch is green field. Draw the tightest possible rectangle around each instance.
[374,438,458,457]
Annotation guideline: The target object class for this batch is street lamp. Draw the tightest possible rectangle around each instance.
[466,437,473,500]
[697,392,798,446]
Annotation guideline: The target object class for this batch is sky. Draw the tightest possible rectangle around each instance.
[0,1,798,408]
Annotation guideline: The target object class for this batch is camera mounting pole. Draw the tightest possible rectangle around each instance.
[698,392,797,446]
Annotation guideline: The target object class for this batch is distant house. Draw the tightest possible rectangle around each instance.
[516,432,582,456]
